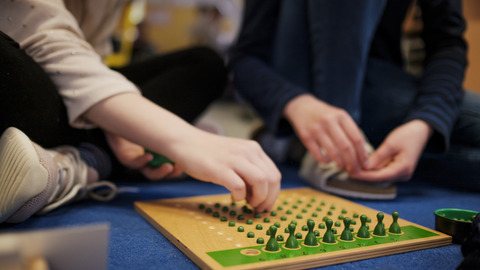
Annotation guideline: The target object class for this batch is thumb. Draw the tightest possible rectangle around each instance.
[365,143,395,170]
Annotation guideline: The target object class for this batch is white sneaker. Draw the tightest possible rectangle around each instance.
[0,127,116,223]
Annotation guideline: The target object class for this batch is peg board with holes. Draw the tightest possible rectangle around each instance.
[134,187,451,270]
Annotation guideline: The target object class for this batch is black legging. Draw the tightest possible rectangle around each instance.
[0,32,227,176]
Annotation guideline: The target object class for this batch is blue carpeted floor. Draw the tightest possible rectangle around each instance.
[1,163,478,270]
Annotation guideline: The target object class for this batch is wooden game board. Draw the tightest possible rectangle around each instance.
[134,187,451,270]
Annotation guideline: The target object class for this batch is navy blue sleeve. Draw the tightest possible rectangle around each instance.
[405,0,467,152]
[228,0,307,132]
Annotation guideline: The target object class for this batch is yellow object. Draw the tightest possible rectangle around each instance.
[104,1,146,68]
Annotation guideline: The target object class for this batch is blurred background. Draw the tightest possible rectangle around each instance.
[104,0,480,140]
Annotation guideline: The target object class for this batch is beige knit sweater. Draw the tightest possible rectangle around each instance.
[0,0,141,128]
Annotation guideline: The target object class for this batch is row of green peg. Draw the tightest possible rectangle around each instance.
[261,212,401,252]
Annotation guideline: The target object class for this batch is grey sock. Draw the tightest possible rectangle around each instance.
[78,143,112,179]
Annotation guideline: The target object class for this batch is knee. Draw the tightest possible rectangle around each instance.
[188,46,228,94]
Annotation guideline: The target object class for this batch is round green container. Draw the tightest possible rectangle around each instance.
[434,208,478,244]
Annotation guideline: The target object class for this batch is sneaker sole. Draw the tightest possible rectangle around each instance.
[0,127,49,223]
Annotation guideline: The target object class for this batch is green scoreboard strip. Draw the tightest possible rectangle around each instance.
[208,225,438,267]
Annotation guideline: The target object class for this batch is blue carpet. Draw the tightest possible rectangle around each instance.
[1,163,478,270]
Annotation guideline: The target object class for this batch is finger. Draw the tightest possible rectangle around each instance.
[125,153,154,169]
[254,178,280,212]
[303,138,331,164]
[352,161,409,182]
[247,151,282,212]
[340,118,369,166]
[365,143,396,170]
[327,123,361,173]
[315,128,344,168]
[141,163,175,180]
[217,170,248,202]
[234,161,269,208]
[165,166,184,178]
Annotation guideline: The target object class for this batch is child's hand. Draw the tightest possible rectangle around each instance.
[170,130,282,213]
[105,132,183,179]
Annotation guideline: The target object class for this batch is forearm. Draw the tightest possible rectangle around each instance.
[83,93,199,161]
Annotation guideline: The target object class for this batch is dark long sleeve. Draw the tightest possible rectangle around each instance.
[228,0,307,132]
[405,0,467,152]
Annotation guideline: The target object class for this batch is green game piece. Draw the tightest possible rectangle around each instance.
[350,219,357,225]
[222,206,229,212]
[302,208,308,213]
[322,216,329,222]
[257,237,264,244]
[290,220,297,225]
[316,207,322,211]
[302,225,308,231]
[318,223,325,229]
[296,214,303,219]
[237,226,244,232]
[287,210,293,215]
[304,219,318,246]
[373,212,386,236]
[292,205,298,209]
[274,222,281,228]
[338,215,344,220]
[314,230,320,236]
[285,223,299,249]
[214,203,221,208]
[332,228,337,234]
[270,211,277,216]
[256,224,263,230]
[231,202,236,206]
[254,213,262,218]
[145,149,174,167]
[357,214,370,239]
[322,219,336,243]
[247,232,255,238]
[265,226,280,251]
[297,199,303,204]
[327,211,333,215]
[229,210,236,216]
[389,211,402,234]
[353,213,359,218]
[330,205,336,210]
[312,213,318,217]
[277,206,283,211]
[334,221,341,227]
[263,217,270,223]
[237,214,245,220]
[321,201,326,206]
[213,212,220,217]
[246,219,253,225]
[283,201,288,205]
[341,209,347,214]
[367,217,372,223]
[266,229,270,236]
[307,203,312,207]
[276,235,284,241]
[199,204,205,209]
[281,216,287,221]
[220,216,227,222]
[206,208,212,213]
[295,232,302,239]
[228,221,235,227]
[340,217,354,241]
[284,227,290,234]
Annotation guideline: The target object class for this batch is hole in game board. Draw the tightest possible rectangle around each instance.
[241,249,261,256]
